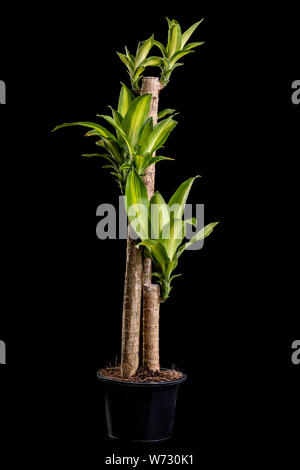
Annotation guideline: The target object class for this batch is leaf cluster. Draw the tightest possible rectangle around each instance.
[125,170,218,301]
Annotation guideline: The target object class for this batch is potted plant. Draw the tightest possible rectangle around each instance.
[53,18,218,442]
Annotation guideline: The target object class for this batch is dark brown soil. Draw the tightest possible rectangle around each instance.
[98,366,183,383]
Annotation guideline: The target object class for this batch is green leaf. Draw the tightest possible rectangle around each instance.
[108,107,123,141]
[81,153,113,161]
[85,129,100,136]
[165,257,179,279]
[139,56,162,67]
[166,17,173,29]
[181,19,204,48]
[97,114,134,155]
[135,35,154,67]
[161,218,186,259]
[134,154,150,174]
[125,46,135,63]
[116,52,134,73]
[108,107,123,126]
[176,222,219,257]
[122,94,152,150]
[149,191,170,240]
[153,40,167,57]
[184,217,197,228]
[125,170,150,240]
[119,162,131,171]
[52,121,116,141]
[160,57,170,70]
[170,50,194,68]
[102,164,116,169]
[170,273,182,281]
[172,62,184,70]
[97,114,123,135]
[182,41,205,51]
[158,215,197,260]
[118,83,134,118]
[141,116,177,154]
[137,117,153,151]
[102,138,124,165]
[137,239,170,275]
[148,155,174,165]
[149,272,164,281]
[168,176,200,221]
[135,154,173,176]
[95,140,105,147]
[133,65,145,80]
[157,109,176,120]
[166,23,182,59]
[110,171,121,178]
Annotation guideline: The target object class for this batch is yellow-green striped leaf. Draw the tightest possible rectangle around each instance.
[102,138,123,165]
[182,41,205,51]
[181,19,204,48]
[118,83,134,118]
[135,35,154,67]
[161,218,186,258]
[116,52,134,73]
[153,40,167,57]
[176,222,219,257]
[140,56,162,67]
[170,50,194,68]
[134,154,151,174]
[133,65,145,80]
[168,176,200,221]
[97,114,134,155]
[137,239,170,275]
[108,107,123,127]
[52,121,116,141]
[125,170,150,240]
[166,23,181,59]
[125,46,135,63]
[158,109,176,120]
[150,191,170,240]
[137,117,153,150]
[122,94,152,150]
[141,116,177,154]
[148,155,174,165]
[166,17,173,29]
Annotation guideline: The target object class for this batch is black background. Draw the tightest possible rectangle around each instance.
[0,4,299,467]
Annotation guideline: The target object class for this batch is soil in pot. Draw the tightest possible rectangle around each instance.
[99,366,183,383]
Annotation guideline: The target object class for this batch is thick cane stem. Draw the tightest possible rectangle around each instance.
[142,284,160,371]
[140,77,163,285]
[120,226,143,377]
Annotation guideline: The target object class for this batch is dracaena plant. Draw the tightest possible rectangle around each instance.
[125,169,218,301]
[52,17,214,380]
[117,35,162,93]
[117,18,205,92]
[155,18,205,87]
[52,83,177,193]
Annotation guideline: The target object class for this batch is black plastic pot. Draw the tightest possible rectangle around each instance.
[97,370,187,442]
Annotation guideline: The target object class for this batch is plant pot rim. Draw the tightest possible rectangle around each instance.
[97,368,187,387]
